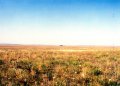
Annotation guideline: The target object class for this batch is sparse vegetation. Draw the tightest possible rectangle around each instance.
[0,45,119,86]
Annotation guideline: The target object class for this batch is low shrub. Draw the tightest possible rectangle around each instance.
[91,68,103,76]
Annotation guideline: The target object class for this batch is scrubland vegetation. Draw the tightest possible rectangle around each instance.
[0,45,120,86]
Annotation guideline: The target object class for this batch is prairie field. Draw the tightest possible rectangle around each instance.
[0,45,120,86]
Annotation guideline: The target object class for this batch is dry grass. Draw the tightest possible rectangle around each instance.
[0,45,120,86]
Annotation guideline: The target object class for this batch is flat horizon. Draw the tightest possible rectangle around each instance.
[0,43,119,47]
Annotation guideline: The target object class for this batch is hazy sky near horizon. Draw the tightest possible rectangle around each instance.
[0,0,120,45]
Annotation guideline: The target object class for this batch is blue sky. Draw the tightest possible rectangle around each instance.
[0,0,120,45]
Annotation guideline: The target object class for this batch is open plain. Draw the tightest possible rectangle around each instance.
[0,45,119,86]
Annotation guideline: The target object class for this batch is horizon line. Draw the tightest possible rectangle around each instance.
[0,43,119,47]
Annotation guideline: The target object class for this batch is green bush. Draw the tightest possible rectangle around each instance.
[17,60,32,71]
[0,59,4,65]
[47,70,53,81]
[41,64,47,74]
[91,68,103,76]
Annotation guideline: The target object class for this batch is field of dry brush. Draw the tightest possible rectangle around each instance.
[0,45,120,86]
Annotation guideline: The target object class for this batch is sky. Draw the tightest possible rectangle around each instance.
[0,0,120,45]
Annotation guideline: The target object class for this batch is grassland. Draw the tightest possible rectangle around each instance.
[0,45,120,86]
